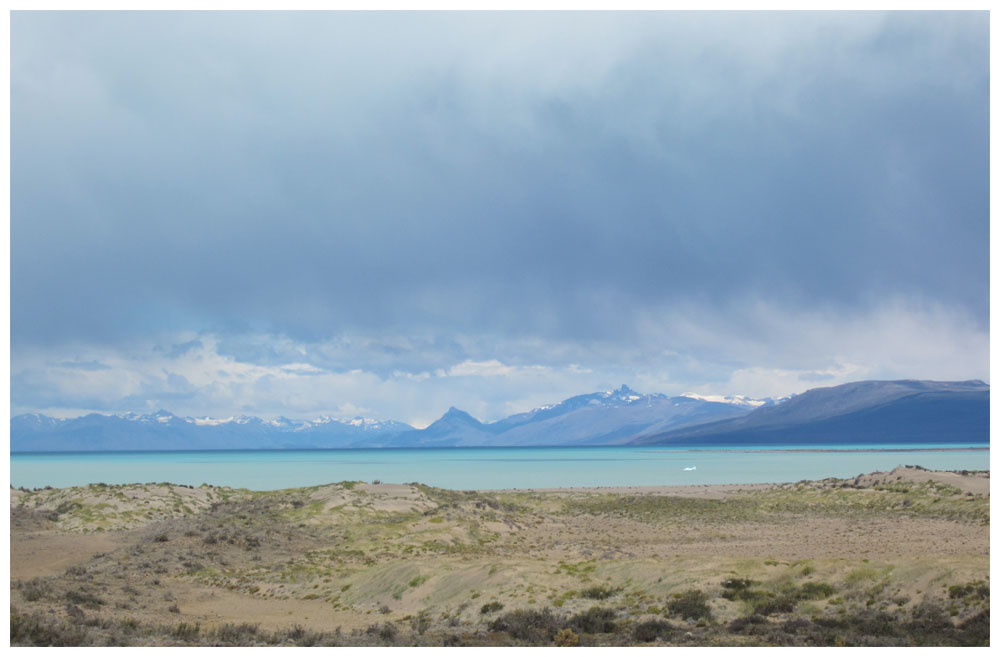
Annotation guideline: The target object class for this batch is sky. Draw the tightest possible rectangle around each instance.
[10,11,990,427]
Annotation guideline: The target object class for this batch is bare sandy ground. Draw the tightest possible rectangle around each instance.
[11,531,126,579]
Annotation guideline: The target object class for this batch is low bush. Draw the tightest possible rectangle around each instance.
[568,606,617,634]
[281,625,318,646]
[172,622,200,640]
[365,622,398,642]
[729,614,768,634]
[667,590,713,621]
[213,623,260,644]
[20,578,54,602]
[955,609,989,645]
[11,607,90,646]
[947,581,989,601]
[283,624,327,647]
[580,585,620,600]
[65,589,105,609]
[721,578,755,592]
[489,608,562,642]
[553,628,579,646]
[753,594,797,616]
[410,612,431,635]
[480,601,504,615]
[798,582,836,600]
[633,619,675,642]
[903,602,954,644]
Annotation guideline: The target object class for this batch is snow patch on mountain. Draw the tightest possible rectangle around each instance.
[192,416,236,426]
[680,393,772,407]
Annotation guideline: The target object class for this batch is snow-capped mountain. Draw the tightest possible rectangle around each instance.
[358,385,757,448]
[10,410,416,452]
[11,380,984,452]
[10,385,758,451]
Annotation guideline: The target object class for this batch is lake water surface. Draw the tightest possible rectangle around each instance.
[9,444,989,490]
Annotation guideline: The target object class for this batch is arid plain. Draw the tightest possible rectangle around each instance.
[10,466,989,646]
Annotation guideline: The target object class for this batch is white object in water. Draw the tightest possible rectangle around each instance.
[683,466,696,471]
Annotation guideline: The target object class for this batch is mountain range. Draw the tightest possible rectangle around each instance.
[9,380,988,452]
[632,379,989,446]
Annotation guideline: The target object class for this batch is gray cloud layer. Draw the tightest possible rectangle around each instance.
[11,12,989,419]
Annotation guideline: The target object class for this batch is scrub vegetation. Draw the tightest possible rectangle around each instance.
[10,467,989,646]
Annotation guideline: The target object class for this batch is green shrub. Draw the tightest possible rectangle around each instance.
[489,608,562,642]
[729,614,769,634]
[568,606,617,634]
[65,589,105,609]
[214,623,259,644]
[903,602,954,643]
[284,624,325,647]
[667,590,713,621]
[752,594,797,616]
[173,622,200,639]
[956,609,989,646]
[580,585,620,600]
[480,601,504,615]
[948,581,989,601]
[553,628,579,646]
[633,619,675,642]
[721,578,756,592]
[365,622,398,642]
[11,607,90,646]
[52,501,81,518]
[799,582,836,600]
[20,579,53,602]
[410,612,431,635]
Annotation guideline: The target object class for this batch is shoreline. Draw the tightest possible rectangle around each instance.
[488,466,991,496]
[12,466,991,498]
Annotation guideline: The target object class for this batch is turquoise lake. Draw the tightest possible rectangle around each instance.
[9,444,989,491]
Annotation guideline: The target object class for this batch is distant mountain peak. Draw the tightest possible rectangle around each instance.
[145,409,178,424]
[441,407,479,422]
[599,384,644,402]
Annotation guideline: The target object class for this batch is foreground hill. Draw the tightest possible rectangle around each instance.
[10,467,989,646]
[631,380,989,446]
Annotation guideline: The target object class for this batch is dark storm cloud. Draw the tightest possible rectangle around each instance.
[10,11,989,406]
